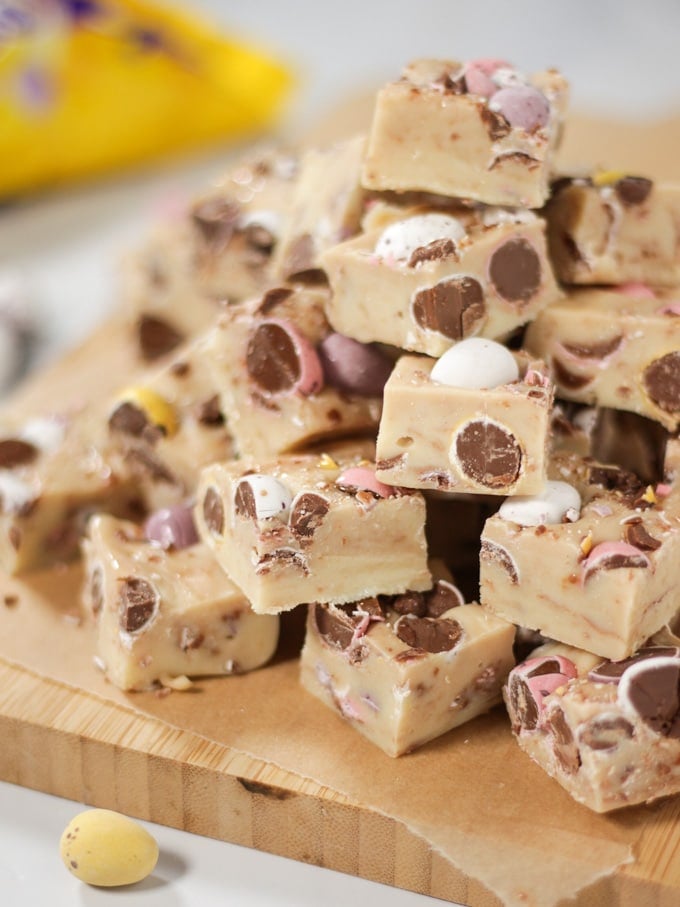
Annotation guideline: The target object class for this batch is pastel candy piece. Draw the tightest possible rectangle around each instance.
[463,57,511,97]
[238,208,282,240]
[588,646,680,684]
[233,473,293,520]
[374,213,466,262]
[60,808,159,887]
[430,337,519,389]
[489,85,550,132]
[656,302,680,316]
[581,541,650,583]
[317,332,393,397]
[110,387,178,438]
[19,416,66,454]
[507,655,577,730]
[335,465,395,498]
[499,480,582,527]
[246,318,324,397]
[619,282,656,299]
[617,655,680,738]
[144,503,199,550]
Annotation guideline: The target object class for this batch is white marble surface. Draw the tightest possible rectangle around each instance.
[1,3,679,905]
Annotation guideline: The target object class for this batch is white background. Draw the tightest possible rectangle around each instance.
[1,2,679,905]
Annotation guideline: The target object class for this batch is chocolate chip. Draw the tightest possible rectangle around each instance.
[488,238,541,303]
[395,616,463,654]
[391,591,426,617]
[196,395,224,426]
[289,492,329,537]
[480,539,519,583]
[525,658,565,678]
[118,577,157,632]
[480,105,511,141]
[408,238,458,267]
[246,323,300,394]
[90,565,104,616]
[551,358,594,390]
[623,658,680,738]
[179,627,204,651]
[588,465,645,501]
[108,402,150,438]
[233,480,257,520]
[257,287,293,316]
[614,176,653,207]
[643,352,680,414]
[578,715,634,751]
[412,276,485,339]
[624,521,661,551]
[508,674,539,730]
[0,439,38,469]
[313,603,356,650]
[282,233,315,277]
[203,486,224,534]
[425,581,463,616]
[191,198,240,247]
[489,151,540,171]
[455,420,522,488]
[137,315,184,361]
[561,335,623,360]
[545,706,580,775]
[124,447,175,484]
[588,647,680,684]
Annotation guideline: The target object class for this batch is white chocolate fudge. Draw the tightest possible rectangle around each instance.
[376,349,554,495]
[203,284,387,458]
[321,206,561,358]
[194,454,431,614]
[122,147,299,360]
[272,135,367,280]
[301,580,515,756]
[524,286,680,431]
[480,452,680,660]
[0,412,142,574]
[545,175,680,286]
[83,513,278,691]
[505,641,680,812]
[106,332,235,512]
[361,59,568,208]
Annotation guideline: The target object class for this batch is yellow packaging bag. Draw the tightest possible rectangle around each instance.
[0,1,294,197]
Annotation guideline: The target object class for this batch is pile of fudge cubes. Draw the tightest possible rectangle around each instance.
[2,57,680,813]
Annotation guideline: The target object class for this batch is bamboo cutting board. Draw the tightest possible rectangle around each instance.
[1,106,680,907]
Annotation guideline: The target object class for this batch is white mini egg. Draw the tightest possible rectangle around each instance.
[430,337,519,389]
[374,213,466,262]
[235,474,293,520]
[499,481,582,526]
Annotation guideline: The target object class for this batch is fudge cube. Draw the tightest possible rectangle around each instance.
[203,284,387,458]
[0,412,141,574]
[545,175,680,286]
[480,452,680,660]
[106,331,235,511]
[123,147,300,360]
[375,347,554,495]
[84,513,278,691]
[272,135,367,281]
[300,579,515,756]
[504,641,680,812]
[361,58,568,207]
[194,453,431,614]
[524,286,680,431]
[321,206,561,358]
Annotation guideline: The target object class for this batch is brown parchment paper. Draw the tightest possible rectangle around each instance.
[2,106,680,906]
[0,565,656,907]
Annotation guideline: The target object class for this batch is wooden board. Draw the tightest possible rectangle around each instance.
[2,105,680,906]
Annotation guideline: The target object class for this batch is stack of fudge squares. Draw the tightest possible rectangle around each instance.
[3,56,680,813]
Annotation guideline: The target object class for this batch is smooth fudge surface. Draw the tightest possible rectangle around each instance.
[505,641,680,812]
[524,286,680,431]
[194,452,431,614]
[361,59,568,207]
[84,514,279,691]
[480,453,680,660]
[301,581,515,756]
[376,353,553,495]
